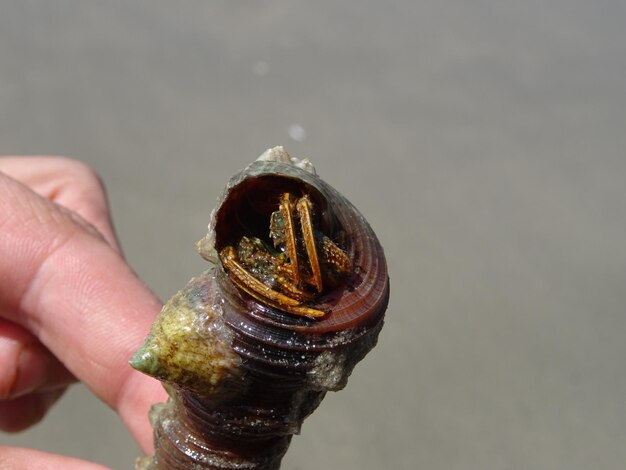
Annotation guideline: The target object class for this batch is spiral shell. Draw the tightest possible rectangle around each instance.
[131,147,389,469]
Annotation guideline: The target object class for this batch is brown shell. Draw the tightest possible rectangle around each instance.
[131,150,389,469]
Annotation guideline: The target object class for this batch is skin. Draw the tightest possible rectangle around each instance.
[0,157,167,469]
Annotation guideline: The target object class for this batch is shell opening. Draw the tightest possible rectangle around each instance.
[214,175,353,317]
[214,175,339,251]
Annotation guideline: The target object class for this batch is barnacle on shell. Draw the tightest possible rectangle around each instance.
[130,147,389,469]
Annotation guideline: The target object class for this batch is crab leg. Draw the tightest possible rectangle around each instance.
[296,195,323,293]
[320,236,352,274]
[279,193,301,286]
[220,246,325,318]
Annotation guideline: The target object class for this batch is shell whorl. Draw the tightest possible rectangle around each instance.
[131,148,389,469]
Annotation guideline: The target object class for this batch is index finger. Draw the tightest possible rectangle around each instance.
[0,156,120,251]
[0,172,166,452]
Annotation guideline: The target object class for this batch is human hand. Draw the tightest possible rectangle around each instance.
[0,157,166,469]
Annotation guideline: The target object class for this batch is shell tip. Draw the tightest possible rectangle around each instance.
[129,343,160,376]
[256,146,317,174]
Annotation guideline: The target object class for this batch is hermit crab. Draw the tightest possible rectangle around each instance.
[130,147,389,469]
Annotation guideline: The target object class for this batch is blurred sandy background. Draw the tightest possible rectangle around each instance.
[1,1,625,469]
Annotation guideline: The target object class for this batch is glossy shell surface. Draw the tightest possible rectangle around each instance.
[131,147,389,469]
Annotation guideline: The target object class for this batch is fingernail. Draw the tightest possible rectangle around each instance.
[0,338,47,398]
[0,337,20,398]
[15,346,49,396]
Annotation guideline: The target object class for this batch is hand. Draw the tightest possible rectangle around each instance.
[0,157,167,469]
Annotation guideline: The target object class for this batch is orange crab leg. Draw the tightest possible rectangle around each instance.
[320,236,352,274]
[296,195,323,293]
[238,284,326,318]
[220,246,325,318]
[279,193,301,286]
[276,275,317,303]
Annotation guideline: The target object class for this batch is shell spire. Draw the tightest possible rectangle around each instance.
[131,147,389,469]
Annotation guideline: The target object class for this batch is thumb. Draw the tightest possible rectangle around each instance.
[0,447,110,470]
